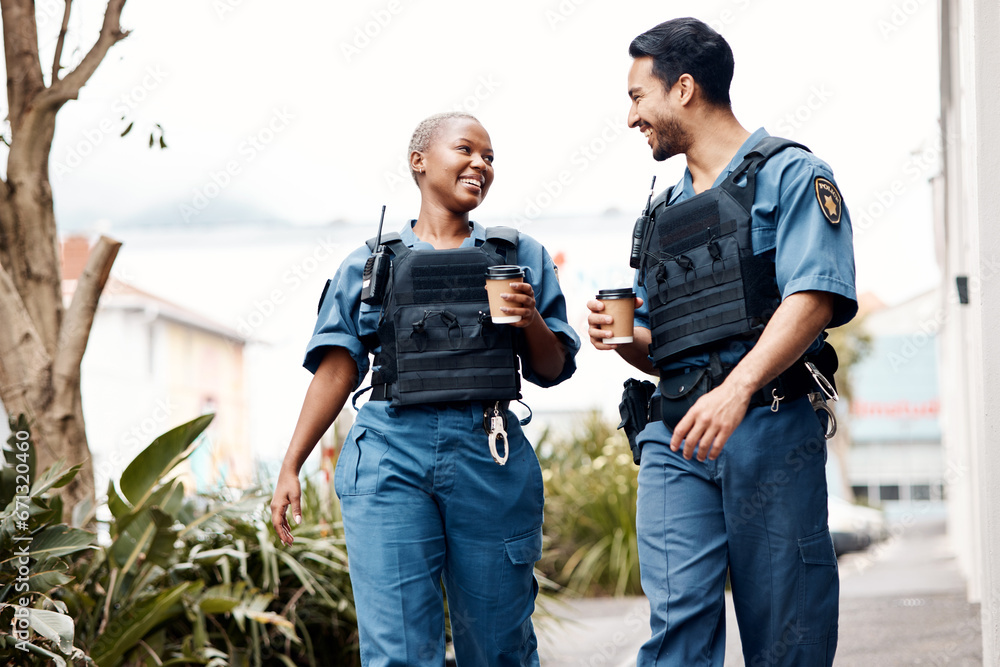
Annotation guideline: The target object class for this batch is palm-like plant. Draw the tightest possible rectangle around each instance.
[0,414,359,666]
[537,413,642,597]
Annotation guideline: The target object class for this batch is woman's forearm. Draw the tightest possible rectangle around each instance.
[280,347,359,474]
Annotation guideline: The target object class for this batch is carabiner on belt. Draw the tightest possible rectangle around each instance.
[805,361,839,401]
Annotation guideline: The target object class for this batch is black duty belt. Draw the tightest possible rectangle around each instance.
[369,383,508,411]
[648,347,836,426]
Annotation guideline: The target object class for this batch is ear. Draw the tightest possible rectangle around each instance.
[410,150,425,176]
[675,73,696,106]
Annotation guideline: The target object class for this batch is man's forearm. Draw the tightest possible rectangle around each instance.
[617,326,658,377]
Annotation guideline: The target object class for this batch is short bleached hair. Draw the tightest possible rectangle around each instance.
[408,112,480,184]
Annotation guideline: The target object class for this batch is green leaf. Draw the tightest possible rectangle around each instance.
[120,121,133,137]
[146,507,179,567]
[107,480,129,521]
[27,558,74,593]
[90,581,198,667]
[119,414,214,509]
[2,416,35,510]
[198,582,246,614]
[2,633,68,666]
[30,461,82,497]
[246,609,294,630]
[159,135,168,149]
[22,525,94,560]
[148,132,154,148]
[110,507,157,571]
[147,478,185,519]
[26,607,75,655]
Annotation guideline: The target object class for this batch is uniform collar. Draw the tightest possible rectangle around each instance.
[714,127,770,187]
[400,219,482,248]
[671,127,771,202]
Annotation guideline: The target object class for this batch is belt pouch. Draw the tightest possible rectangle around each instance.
[658,368,712,430]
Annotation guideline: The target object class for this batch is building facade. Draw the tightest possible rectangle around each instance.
[936,0,1000,661]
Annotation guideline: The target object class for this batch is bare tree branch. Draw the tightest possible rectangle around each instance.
[53,235,121,385]
[1,0,48,130]
[41,0,128,109]
[51,0,74,83]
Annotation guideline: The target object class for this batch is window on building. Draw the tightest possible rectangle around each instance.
[911,484,932,501]
[851,485,869,503]
[879,485,901,501]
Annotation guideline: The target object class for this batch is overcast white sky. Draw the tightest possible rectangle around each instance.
[24,0,940,304]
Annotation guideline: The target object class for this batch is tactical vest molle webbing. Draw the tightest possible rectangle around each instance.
[640,137,809,367]
[368,227,522,407]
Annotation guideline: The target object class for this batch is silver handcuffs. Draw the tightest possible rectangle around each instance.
[805,361,838,439]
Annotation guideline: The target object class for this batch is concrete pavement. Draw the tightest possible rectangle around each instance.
[535,516,982,666]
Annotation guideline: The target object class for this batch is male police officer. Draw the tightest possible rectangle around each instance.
[587,18,857,667]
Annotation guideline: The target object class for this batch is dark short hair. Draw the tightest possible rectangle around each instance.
[629,17,734,108]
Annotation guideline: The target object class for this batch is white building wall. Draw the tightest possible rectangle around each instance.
[938,0,1000,660]
[82,308,174,494]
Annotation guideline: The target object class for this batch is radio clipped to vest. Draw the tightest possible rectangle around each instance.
[629,176,657,269]
[361,205,391,305]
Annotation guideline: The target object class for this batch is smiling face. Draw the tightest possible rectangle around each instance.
[412,117,495,214]
[627,56,691,162]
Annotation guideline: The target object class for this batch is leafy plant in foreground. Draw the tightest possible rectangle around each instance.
[537,412,641,597]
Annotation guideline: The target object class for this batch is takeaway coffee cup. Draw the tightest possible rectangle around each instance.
[485,265,525,324]
[597,288,636,343]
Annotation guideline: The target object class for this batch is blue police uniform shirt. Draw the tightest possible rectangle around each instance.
[634,128,858,370]
[304,220,580,390]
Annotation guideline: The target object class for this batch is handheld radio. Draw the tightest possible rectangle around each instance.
[629,176,657,269]
[361,205,390,305]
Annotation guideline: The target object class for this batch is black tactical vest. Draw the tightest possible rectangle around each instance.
[368,227,522,406]
[639,137,808,367]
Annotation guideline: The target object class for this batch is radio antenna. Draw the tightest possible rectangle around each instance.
[374,204,387,247]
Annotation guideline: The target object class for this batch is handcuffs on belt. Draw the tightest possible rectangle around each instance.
[481,400,532,466]
[483,402,509,465]
[805,360,839,439]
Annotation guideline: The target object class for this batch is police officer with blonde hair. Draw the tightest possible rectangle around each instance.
[272,112,579,666]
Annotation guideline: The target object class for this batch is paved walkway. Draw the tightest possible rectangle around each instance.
[535,516,982,666]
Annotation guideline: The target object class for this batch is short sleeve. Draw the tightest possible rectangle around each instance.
[766,155,858,328]
[517,235,581,388]
[302,245,372,385]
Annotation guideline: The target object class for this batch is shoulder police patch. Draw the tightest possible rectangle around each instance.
[814,177,842,224]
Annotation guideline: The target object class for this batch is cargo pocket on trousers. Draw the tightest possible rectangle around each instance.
[333,427,389,497]
[796,528,839,644]
[494,526,543,653]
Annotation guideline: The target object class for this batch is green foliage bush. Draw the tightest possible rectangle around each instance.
[537,412,642,597]
[0,414,359,667]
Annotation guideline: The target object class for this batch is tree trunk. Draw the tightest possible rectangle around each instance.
[0,0,129,509]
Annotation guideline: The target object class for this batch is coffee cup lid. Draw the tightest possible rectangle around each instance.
[486,265,524,280]
[597,288,635,299]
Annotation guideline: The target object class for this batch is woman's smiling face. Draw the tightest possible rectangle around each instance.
[414,117,495,214]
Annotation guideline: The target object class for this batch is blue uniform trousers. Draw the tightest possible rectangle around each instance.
[335,401,544,667]
[635,396,838,667]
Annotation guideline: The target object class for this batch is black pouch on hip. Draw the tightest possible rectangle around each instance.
[617,378,656,465]
[657,367,712,431]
